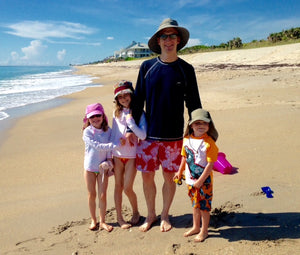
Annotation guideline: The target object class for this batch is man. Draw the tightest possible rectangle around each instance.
[132,18,202,232]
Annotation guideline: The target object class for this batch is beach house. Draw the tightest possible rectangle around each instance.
[114,41,152,59]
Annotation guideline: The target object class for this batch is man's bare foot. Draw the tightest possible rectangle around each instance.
[183,228,200,237]
[118,219,131,229]
[130,212,141,225]
[100,222,113,232]
[89,221,98,231]
[194,232,208,242]
[139,216,157,232]
[160,218,172,232]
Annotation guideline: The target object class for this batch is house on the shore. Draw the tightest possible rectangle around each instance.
[114,41,152,59]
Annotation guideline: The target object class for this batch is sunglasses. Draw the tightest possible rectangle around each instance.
[90,114,102,118]
[159,34,178,40]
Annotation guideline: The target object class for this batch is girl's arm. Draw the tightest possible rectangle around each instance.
[83,130,115,151]
[173,156,186,181]
[83,136,115,151]
[126,112,147,140]
[193,162,214,189]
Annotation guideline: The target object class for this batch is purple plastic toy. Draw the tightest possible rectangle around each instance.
[213,152,233,174]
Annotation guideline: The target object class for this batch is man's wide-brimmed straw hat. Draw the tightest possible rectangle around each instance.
[148,18,190,54]
[189,108,219,141]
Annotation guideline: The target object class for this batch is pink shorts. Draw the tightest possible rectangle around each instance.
[136,139,183,172]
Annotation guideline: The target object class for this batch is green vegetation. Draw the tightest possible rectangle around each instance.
[83,27,300,65]
[179,27,300,55]
[268,27,300,42]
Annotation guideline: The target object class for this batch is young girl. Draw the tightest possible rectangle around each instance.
[111,80,147,229]
[174,108,219,242]
[82,103,116,232]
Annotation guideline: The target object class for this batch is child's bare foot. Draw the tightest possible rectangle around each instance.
[160,218,172,232]
[89,221,98,231]
[194,232,208,242]
[183,228,200,237]
[100,222,113,232]
[130,212,140,225]
[118,219,131,229]
[139,216,157,232]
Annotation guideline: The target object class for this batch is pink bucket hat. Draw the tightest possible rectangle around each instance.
[83,103,108,124]
[114,80,134,99]
[86,103,105,118]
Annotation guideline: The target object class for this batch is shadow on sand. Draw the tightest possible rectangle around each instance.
[171,210,300,242]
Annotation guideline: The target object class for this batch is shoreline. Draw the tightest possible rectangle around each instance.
[1,44,299,254]
[0,97,71,144]
[0,68,104,145]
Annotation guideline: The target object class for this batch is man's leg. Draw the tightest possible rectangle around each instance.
[160,170,176,232]
[139,171,157,232]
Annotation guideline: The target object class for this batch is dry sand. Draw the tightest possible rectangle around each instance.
[0,43,300,255]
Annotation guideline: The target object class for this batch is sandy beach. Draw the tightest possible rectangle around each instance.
[0,43,300,255]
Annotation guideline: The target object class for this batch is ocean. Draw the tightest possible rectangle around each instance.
[0,66,100,122]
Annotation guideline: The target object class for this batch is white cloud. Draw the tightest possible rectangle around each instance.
[107,36,114,40]
[11,51,19,61]
[186,38,201,47]
[57,49,66,61]
[21,40,47,60]
[5,21,96,40]
[8,40,48,65]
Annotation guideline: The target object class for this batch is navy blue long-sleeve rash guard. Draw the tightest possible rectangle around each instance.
[132,57,202,141]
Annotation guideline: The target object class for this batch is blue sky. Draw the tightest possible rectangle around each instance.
[0,0,299,66]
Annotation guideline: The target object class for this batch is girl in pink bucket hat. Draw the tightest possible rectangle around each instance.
[82,102,117,232]
[111,80,147,229]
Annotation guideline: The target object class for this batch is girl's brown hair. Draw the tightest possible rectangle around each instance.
[183,123,193,137]
[82,113,109,131]
[113,93,132,118]
[183,121,218,141]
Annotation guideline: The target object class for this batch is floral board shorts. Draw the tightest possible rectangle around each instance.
[187,183,213,211]
[136,139,183,172]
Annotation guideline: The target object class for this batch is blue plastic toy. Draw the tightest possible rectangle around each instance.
[261,186,274,198]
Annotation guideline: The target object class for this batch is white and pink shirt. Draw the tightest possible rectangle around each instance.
[111,108,147,159]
